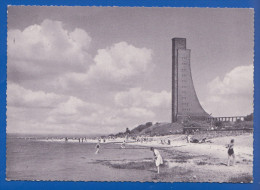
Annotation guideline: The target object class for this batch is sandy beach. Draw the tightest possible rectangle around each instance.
[6,133,253,182]
[127,133,253,182]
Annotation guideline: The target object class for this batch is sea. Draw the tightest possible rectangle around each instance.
[6,133,155,181]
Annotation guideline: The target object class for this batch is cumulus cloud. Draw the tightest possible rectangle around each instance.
[203,64,253,116]
[87,42,153,84]
[6,85,117,134]
[46,94,157,132]
[8,19,92,83]
[7,82,65,108]
[7,19,160,134]
[6,83,158,134]
[8,20,154,98]
[50,96,108,119]
[45,41,154,99]
[208,64,253,97]
[112,87,171,126]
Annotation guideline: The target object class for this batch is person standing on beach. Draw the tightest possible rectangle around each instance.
[150,147,163,174]
[226,139,235,166]
[167,139,171,145]
[95,142,100,154]
[186,134,191,143]
[121,140,126,149]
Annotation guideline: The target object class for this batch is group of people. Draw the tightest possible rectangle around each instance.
[150,138,236,174]
[187,135,235,166]
[95,139,126,154]
[186,134,208,143]
[94,137,236,174]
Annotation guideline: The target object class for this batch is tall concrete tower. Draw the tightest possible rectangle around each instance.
[172,38,210,122]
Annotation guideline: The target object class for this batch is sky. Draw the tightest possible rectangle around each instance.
[7,7,254,135]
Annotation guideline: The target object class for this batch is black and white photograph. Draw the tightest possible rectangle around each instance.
[6,6,254,182]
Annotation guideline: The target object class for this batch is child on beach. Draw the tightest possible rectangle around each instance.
[186,134,191,143]
[226,139,235,166]
[150,147,163,174]
[95,142,100,154]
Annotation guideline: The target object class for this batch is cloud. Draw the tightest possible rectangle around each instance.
[208,64,253,97]
[113,87,171,125]
[8,19,92,83]
[7,82,65,108]
[6,83,66,134]
[203,64,253,116]
[115,87,171,108]
[8,20,154,99]
[6,86,112,134]
[7,19,159,134]
[47,94,157,132]
[43,41,154,100]
[6,83,153,134]
[87,42,153,85]
[7,84,162,134]
[49,96,107,119]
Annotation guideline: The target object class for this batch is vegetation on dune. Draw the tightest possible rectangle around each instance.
[183,120,211,129]
[138,122,183,136]
[244,113,253,121]
[108,113,253,138]
[130,122,153,135]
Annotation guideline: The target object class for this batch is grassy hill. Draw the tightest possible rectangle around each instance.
[110,119,253,138]
[138,122,183,136]
[127,122,184,137]
[130,122,153,134]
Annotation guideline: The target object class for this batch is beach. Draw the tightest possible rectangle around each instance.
[6,133,253,182]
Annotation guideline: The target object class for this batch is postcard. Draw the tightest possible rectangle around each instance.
[6,6,254,182]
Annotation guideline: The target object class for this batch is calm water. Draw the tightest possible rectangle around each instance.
[6,135,155,181]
